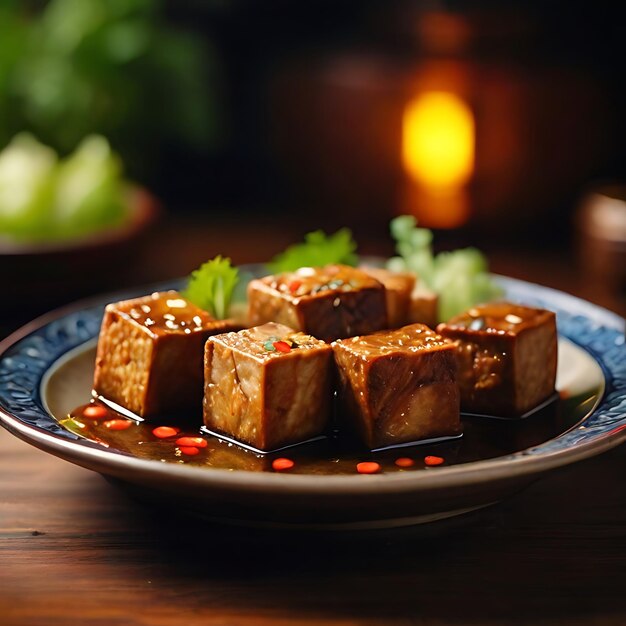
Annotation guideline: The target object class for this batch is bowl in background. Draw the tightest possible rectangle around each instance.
[1,186,159,336]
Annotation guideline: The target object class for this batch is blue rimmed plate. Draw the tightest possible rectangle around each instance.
[0,272,624,529]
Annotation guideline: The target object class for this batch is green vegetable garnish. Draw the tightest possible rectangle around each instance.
[387,215,503,321]
[183,255,239,320]
[0,133,128,241]
[268,228,358,273]
[59,416,86,436]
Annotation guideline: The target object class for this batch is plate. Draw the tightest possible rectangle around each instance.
[0,271,625,529]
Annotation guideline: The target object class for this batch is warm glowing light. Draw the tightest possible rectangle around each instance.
[402,91,474,188]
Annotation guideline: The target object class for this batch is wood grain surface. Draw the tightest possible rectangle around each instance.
[1,425,626,626]
[1,217,625,626]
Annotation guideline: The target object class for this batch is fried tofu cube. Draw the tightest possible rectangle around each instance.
[247,265,387,342]
[332,323,461,449]
[408,284,438,328]
[360,266,438,328]
[360,267,416,328]
[437,302,558,416]
[203,322,333,451]
[93,291,238,418]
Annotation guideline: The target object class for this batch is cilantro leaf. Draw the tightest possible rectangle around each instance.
[268,228,358,273]
[183,255,239,319]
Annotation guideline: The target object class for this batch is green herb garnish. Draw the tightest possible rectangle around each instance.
[268,228,358,273]
[183,255,239,319]
[387,215,503,321]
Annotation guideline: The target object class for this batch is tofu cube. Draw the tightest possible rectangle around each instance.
[360,266,416,328]
[332,323,461,449]
[436,302,558,416]
[203,322,333,451]
[360,266,438,328]
[93,291,238,417]
[408,284,439,328]
[248,265,387,342]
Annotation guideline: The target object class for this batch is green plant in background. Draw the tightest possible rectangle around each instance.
[0,0,218,176]
[0,133,128,241]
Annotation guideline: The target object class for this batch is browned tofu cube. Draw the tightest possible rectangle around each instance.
[332,323,461,449]
[408,284,439,328]
[436,302,558,416]
[248,265,387,342]
[361,266,438,328]
[93,291,238,418]
[360,267,416,328]
[203,322,333,451]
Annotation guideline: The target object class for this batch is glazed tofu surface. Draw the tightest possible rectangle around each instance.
[437,302,557,416]
[332,323,461,449]
[93,291,238,417]
[248,265,387,342]
[204,322,333,451]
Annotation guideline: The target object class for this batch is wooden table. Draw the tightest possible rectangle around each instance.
[2,427,625,626]
[1,217,625,625]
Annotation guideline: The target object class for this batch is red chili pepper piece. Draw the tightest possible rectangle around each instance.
[82,405,108,419]
[175,437,208,448]
[424,455,445,466]
[356,461,381,474]
[179,446,200,456]
[273,341,291,353]
[104,419,132,431]
[272,458,295,471]
[288,280,302,293]
[152,426,179,439]
[394,457,414,468]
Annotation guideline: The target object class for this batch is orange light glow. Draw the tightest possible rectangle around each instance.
[402,91,474,188]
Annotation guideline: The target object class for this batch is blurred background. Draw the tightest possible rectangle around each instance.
[1,0,625,334]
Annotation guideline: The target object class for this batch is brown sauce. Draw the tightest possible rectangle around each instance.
[215,322,326,360]
[267,265,381,298]
[334,323,452,356]
[113,291,215,336]
[62,388,596,475]
[444,302,553,334]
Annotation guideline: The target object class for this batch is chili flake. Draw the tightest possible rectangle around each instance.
[179,446,200,456]
[424,455,445,466]
[176,437,208,448]
[272,458,295,471]
[273,341,291,353]
[356,461,381,474]
[394,457,415,468]
[104,419,132,431]
[82,405,108,420]
[152,426,179,439]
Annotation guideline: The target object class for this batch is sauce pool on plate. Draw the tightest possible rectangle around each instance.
[61,392,586,475]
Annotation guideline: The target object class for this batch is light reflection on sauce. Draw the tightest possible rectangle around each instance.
[115,291,217,335]
[445,302,554,335]
[267,265,380,298]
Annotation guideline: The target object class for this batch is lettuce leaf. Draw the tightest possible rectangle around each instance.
[387,215,503,321]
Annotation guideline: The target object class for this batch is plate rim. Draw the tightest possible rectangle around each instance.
[1,272,625,497]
